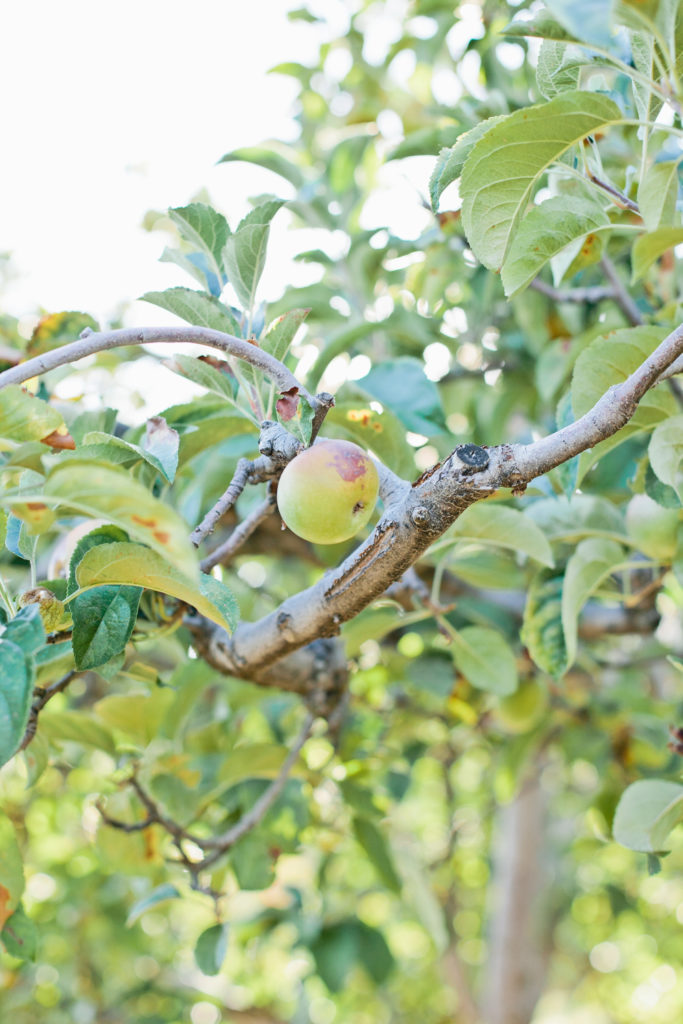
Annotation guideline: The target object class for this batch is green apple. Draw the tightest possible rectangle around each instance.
[277,439,379,544]
[494,678,548,734]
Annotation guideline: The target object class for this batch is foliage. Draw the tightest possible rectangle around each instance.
[1,1,683,1022]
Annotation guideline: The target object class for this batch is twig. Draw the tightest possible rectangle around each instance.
[200,490,278,572]
[19,670,79,751]
[191,458,254,546]
[600,255,644,326]
[97,712,314,881]
[309,391,335,442]
[529,278,616,304]
[589,173,640,213]
[197,711,314,868]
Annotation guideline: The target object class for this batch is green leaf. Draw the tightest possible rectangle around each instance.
[460,91,623,269]
[649,415,683,500]
[74,542,238,633]
[262,308,310,362]
[0,814,24,927]
[1,903,37,960]
[1,460,199,581]
[2,603,47,654]
[231,835,275,890]
[194,923,230,976]
[218,144,306,188]
[78,432,175,484]
[38,711,116,755]
[544,0,613,47]
[310,922,361,992]
[168,203,230,284]
[637,160,681,231]
[536,40,585,99]
[521,570,567,676]
[126,883,181,927]
[167,354,239,404]
[561,538,625,668]
[359,358,446,435]
[451,626,518,695]
[429,116,506,211]
[0,385,65,446]
[0,639,35,768]
[501,196,609,297]
[223,200,285,311]
[71,585,142,670]
[631,228,683,282]
[352,817,402,892]
[572,327,676,479]
[613,779,683,853]
[443,504,555,567]
[140,287,241,336]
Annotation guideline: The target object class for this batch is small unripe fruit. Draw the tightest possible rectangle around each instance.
[277,439,379,544]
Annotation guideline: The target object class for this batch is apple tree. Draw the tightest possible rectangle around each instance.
[1,1,683,1022]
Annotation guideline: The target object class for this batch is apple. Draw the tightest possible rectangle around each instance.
[277,439,379,544]
[494,678,548,734]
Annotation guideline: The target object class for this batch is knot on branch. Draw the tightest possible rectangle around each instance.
[258,420,303,465]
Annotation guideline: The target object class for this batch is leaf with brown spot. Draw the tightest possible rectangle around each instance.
[276,387,300,422]
[40,429,76,450]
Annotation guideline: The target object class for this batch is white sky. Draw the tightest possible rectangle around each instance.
[0,0,333,326]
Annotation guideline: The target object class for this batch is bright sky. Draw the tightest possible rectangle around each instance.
[0,0,336,327]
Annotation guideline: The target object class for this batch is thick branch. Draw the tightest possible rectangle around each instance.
[189,321,683,684]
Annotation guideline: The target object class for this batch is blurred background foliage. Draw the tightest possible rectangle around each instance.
[1,0,683,1022]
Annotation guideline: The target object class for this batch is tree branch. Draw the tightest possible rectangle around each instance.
[529,278,616,304]
[200,490,277,571]
[19,670,79,752]
[186,321,683,685]
[0,325,314,403]
[599,255,644,326]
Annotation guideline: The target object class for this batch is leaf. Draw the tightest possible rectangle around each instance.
[637,159,681,231]
[223,200,285,311]
[194,923,230,976]
[2,603,47,654]
[443,505,555,567]
[310,922,361,992]
[1,903,37,960]
[501,196,609,297]
[460,91,623,270]
[167,354,240,405]
[572,327,677,478]
[0,814,24,928]
[38,711,116,755]
[544,0,613,47]
[0,640,35,769]
[126,884,181,927]
[429,116,506,211]
[231,835,275,890]
[262,308,310,362]
[71,585,142,670]
[352,817,402,892]
[327,401,416,478]
[2,460,198,580]
[0,385,65,446]
[536,40,585,99]
[521,570,567,676]
[140,287,241,336]
[649,415,683,500]
[27,311,98,357]
[74,542,238,633]
[168,203,230,285]
[613,779,683,853]
[143,417,179,484]
[218,144,306,188]
[451,626,518,695]
[358,358,446,435]
[631,228,683,282]
[78,432,176,483]
[561,538,625,668]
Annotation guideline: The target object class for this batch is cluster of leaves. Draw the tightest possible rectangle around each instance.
[1,1,683,1021]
